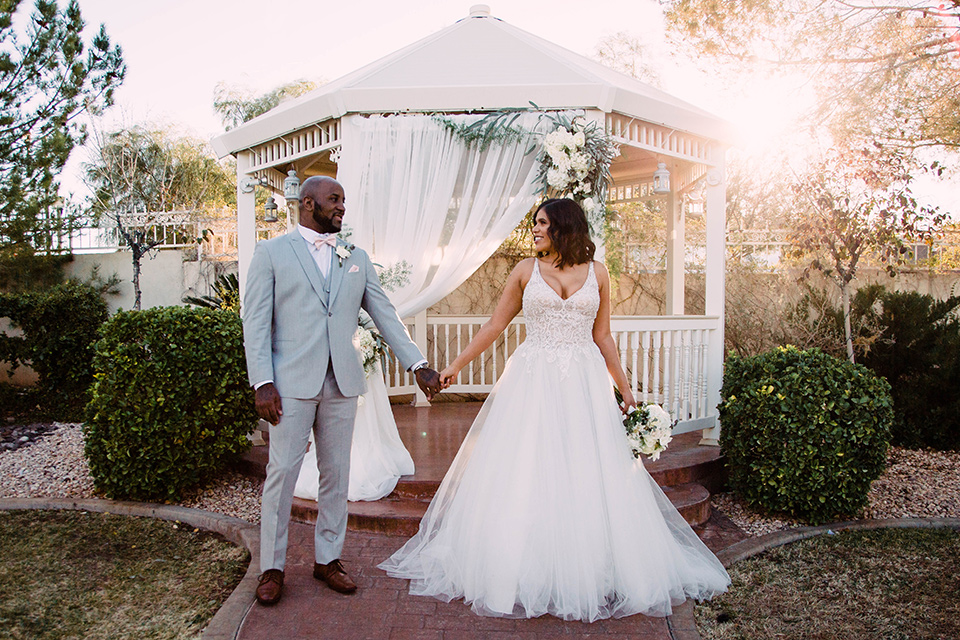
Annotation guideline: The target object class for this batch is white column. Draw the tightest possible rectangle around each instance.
[664,181,685,315]
[236,151,257,299]
[700,154,727,446]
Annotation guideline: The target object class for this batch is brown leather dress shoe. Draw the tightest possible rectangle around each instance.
[313,559,357,594]
[256,569,284,605]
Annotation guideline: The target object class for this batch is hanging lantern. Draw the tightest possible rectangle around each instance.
[283,170,300,201]
[264,196,279,223]
[653,162,671,194]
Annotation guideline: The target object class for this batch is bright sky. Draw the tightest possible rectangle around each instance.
[63,0,957,214]
[70,0,678,137]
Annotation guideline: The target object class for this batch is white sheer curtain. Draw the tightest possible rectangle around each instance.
[338,113,544,318]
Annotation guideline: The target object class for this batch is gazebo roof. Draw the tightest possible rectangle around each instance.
[211,6,730,158]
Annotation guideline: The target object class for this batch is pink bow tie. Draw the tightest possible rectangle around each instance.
[313,235,337,250]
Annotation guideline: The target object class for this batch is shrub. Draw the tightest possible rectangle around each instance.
[0,280,108,420]
[857,288,960,450]
[719,346,893,524]
[84,306,256,501]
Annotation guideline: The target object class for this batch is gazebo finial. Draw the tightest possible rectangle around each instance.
[469,4,491,17]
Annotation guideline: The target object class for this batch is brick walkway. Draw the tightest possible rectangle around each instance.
[235,512,746,640]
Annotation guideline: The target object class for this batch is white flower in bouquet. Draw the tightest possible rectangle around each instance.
[570,152,593,177]
[622,403,676,461]
[354,326,384,377]
[547,167,568,189]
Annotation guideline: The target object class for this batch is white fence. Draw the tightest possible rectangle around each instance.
[60,210,283,261]
[382,314,721,435]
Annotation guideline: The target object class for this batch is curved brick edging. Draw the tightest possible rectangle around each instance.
[0,498,260,640]
[716,516,960,567]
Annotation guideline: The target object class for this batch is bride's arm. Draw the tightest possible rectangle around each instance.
[439,260,530,387]
[592,262,637,412]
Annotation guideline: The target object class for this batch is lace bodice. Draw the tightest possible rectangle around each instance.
[520,260,602,373]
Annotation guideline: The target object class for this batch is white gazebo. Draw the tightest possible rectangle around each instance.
[211,5,731,443]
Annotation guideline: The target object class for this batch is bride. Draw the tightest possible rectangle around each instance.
[379,198,730,622]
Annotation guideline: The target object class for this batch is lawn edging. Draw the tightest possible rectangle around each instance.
[716,516,960,568]
[0,497,260,640]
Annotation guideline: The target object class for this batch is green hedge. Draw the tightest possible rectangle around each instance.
[0,280,108,419]
[719,346,892,524]
[855,287,960,450]
[84,306,256,501]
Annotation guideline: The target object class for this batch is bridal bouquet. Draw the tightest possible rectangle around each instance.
[622,403,675,461]
[356,309,388,377]
[354,326,386,377]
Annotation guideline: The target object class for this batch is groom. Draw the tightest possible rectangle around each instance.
[243,175,441,605]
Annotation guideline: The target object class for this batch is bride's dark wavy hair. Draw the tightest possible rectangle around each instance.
[536,198,596,269]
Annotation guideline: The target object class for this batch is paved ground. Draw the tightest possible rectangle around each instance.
[235,512,747,640]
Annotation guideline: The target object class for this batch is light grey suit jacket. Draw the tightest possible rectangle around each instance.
[243,232,423,399]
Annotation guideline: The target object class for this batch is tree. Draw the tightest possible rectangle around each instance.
[84,125,234,217]
[83,124,235,309]
[0,0,123,283]
[593,32,662,86]
[663,0,960,153]
[212,79,319,130]
[788,149,945,362]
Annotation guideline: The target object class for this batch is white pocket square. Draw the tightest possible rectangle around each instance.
[349,265,360,273]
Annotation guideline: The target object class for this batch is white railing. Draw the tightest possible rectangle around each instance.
[382,314,721,434]
[57,210,285,260]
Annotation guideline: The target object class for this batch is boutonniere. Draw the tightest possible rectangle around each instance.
[335,243,354,267]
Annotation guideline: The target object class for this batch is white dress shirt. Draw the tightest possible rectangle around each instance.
[298,224,335,278]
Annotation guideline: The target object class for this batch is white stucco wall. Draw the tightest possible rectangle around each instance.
[65,250,234,315]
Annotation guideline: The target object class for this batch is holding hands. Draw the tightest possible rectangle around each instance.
[438,366,459,390]
[415,366,443,401]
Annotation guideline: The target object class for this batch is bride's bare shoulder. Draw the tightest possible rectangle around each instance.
[511,258,537,286]
[592,260,610,284]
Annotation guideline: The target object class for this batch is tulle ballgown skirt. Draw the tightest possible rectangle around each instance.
[294,363,414,502]
[379,344,730,622]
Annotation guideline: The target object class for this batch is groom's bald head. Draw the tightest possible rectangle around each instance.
[299,176,345,234]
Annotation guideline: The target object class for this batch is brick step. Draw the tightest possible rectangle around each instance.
[236,432,727,500]
[287,480,712,537]
[234,405,724,537]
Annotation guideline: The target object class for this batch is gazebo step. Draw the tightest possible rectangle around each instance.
[287,480,712,535]
[234,404,724,534]
[236,433,727,498]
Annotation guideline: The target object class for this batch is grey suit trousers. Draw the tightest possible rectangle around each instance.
[260,365,359,571]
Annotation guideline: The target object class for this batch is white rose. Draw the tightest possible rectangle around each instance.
[547,168,568,189]
[647,404,672,428]
[582,197,595,212]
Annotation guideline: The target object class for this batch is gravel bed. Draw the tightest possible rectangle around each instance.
[2,424,957,537]
[0,423,263,524]
[713,445,960,537]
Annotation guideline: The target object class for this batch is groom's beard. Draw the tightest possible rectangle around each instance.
[313,211,342,234]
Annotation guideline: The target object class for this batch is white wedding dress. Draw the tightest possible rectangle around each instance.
[294,361,415,502]
[379,260,730,621]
